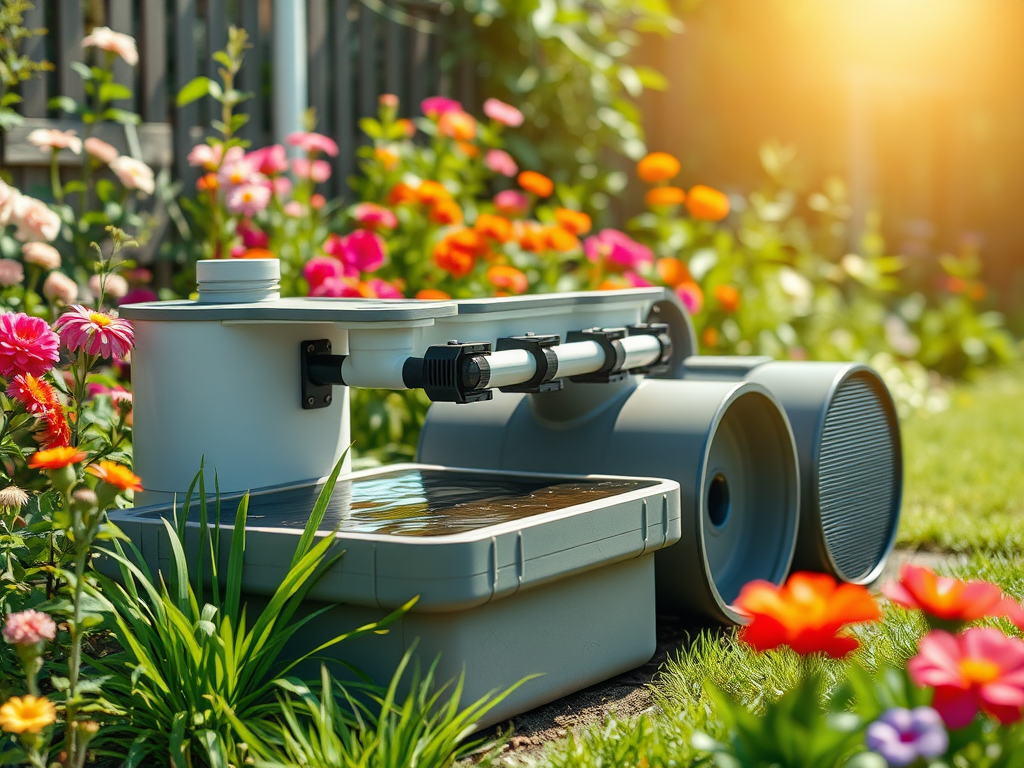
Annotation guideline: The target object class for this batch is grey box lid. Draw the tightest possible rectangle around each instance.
[109,464,680,612]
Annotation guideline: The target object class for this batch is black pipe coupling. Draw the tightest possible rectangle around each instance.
[565,327,628,384]
[403,341,494,404]
[626,322,673,376]
[495,333,563,394]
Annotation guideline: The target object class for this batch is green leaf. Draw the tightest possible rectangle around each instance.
[49,95,80,114]
[635,65,669,91]
[0,92,21,107]
[176,75,212,107]
[70,61,93,81]
[360,117,384,140]
[100,107,142,125]
[100,81,133,102]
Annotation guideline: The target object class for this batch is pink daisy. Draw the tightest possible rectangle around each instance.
[483,98,524,127]
[226,183,272,217]
[352,202,398,230]
[54,305,134,359]
[292,158,332,183]
[0,313,60,378]
[286,131,340,157]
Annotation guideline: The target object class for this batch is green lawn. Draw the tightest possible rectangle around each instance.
[501,368,1024,767]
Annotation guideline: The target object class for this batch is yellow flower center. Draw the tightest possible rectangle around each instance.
[960,657,1001,685]
[88,312,113,327]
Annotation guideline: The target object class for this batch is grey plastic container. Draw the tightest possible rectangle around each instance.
[418,378,800,624]
[107,463,681,727]
[683,357,902,583]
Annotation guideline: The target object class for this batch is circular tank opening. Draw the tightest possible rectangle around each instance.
[707,472,731,529]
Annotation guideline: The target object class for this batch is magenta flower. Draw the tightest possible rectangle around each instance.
[286,131,339,157]
[238,219,270,248]
[485,149,518,178]
[339,230,387,274]
[3,609,57,646]
[54,305,134,359]
[624,271,653,288]
[310,276,362,298]
[908,628,1024,728]
[584,229,654,270]
[421,96,462,118]
[245,144,288,176]
[304,256,346,291]
[494,190,529,217]
[483,98,524,127]
[292,158,332,183]
[0,312,59,378]
[676,282,704,315]
[118,287,157,306]
[366,278,403,299]
[226,183,272,217]
[352,203,398,231]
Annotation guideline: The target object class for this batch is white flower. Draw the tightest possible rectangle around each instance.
[82,26,138,66]
[109,156,155,196]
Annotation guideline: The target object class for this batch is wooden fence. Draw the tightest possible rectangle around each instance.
[3,0,463,201]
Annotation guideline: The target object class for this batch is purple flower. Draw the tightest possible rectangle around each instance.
[865,707,948,767]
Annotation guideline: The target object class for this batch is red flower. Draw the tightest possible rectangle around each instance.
[7,374,58,415]
[735,571,881,659]
[883,565,1019,630]
[34,408,70,449]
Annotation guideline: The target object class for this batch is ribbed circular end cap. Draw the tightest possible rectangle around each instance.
[196,258,280,303]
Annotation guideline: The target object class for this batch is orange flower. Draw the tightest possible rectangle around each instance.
[969,283,988,302]
[656,257,691,287]
[645,186,687,208]
[487,265,529,294]
[882,565,1024,630]
[429,198,464,226]
[374,147,399,171]
[554,208,592,236]
[474,213,513,243]
[518,171,553,198]
[446,227,487,257]
[196,173,219,193]
[396,118,416,138]
[0,694,56,734]
[515,221,548,253]
[702,327,719,348]
[388,182,416,206]
[637,152,680,184]
[438,110,477,142]
[416,288,451,300]
[597,277,629,291]
[735,572,881,658]
[35,408,70,449]
[456,141,480,158]
[545,226,581,253]
[416,180,451,206]
[713,284,741,313]
[238,248,275,259]
[433,239,475,278]
[28,446,87,470]
[86,461,143,492]
[686,185,730,221]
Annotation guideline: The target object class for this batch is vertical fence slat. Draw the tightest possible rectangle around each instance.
[107,0,136,112]
[308,0,328,129]
[58,0,85,105]
[408,11,429,113]
[20,2,48,117]
[206,0,228,81]
[237,0,264,147]
[140,0,168,122]
[174,0,198,187]
[357,2,377,122]
[383,3,403,102]
[333,0,354,198]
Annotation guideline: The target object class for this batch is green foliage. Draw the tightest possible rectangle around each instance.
[0,0,51,133]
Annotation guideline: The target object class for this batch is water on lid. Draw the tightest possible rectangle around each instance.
[818,373,900,580]
[136,468,656,537]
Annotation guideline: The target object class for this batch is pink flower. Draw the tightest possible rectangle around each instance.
[187,143,237,171]
[118,287,157,305]
[2,609,56,646]
[0,259,24,287]
[352,203,398,230]
[909,628,1024,728]
[0,181,21,227]
[483,98,524,127]
[84,137,119,164]
[238,219,269,248]
[303,256,346,291]
[218,156,260,191]
[676,282,704,314]
[494,190,529,217]
[273,176,293,197]
[366,278,403,299]
[379,93,399,109]
[109,156,155,195]
[624,271,653,288]
[584,229,654,269]
[27,128,82,155]
[42,272,78,305]
[245,144,288,176]
[12,198,61,242]
[54,305,134,359]
[0,312,60,377]
[310,276,361,298]
[283,201,305,218]
[323,230,386,274]
[226,183,272,217]
[82,26,138,66]
[286,131,339,157]
[89,274,129,300]
[21,243,61,271]
[292,158,332,183]
[421,96,462,119]
[485,149,518,178]
[311,194,326,210]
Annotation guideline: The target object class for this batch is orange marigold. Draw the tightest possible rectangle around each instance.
[517,171,554,198]
[515,222,548,253]
[448,227,489,256]
[374,147,399,171]
[702,327,719,348]
[456,141,480,158]
[0,695,56,734]
[545,226,581,253]
[388,182,416,206]
[686,185,730,221]
[637,152,680,184]
[474,213,513,243]
[238,248,275,259]
[735,571,881,658]
[656,257,691,287]
[429,198,464,227]
[35,408,70,449]
[645,186,687,208]
[554,208,592,236]
[713,284,741,313]
[433,239,475,278]
[487,265,529,294]
[416,180,450,206]
[86,460,143,492]
[416,288,451,300]
[438,110,477,142]
[28,446,87,470]
[196,173,219,193]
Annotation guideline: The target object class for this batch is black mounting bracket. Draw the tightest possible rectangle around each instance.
[495,333,563,394]
[626,322,673,376]
[300,339,345,410]
[565,327,628,383]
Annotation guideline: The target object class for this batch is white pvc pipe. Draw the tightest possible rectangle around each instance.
[552,340,606,378]
[619,335,663,371]
[485,349,538,389]
[272,1,308,149]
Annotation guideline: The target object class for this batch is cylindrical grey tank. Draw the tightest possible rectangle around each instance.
[682,357,903,584]
[418,377,801,623]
